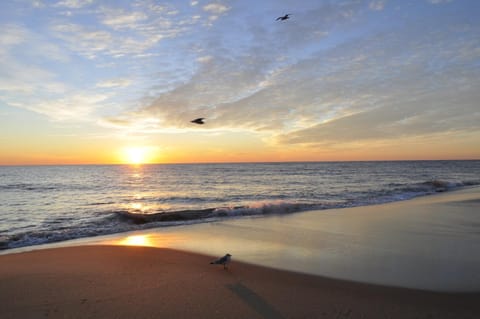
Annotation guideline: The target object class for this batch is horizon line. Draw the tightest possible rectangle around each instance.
[1,158,479,167]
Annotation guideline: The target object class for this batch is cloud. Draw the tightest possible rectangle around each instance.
[0,24,67,95]
[0,24,111,122]
[196,55,213,63]
[369,0,385,11]
[110,2,371,130]
[96,78,133,88]
[276,89,480,145]
[32,0,45,8]
[50,23,158,59]
[5,0,477,155]
[100,9,148,30]
[24,93,109,121]
[0,24,69,62]
[51,23,109,49]
[0,24,27,49]
[111,0,480,150]
[426,0,453,4]
[49,2,204,60]
[202,2,230,24]
[0,3,261,128]
[54,0,93,9]
[203,3,230,14]
[274,26,480,145]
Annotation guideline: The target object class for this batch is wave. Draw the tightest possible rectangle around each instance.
[112,179,479,226]
[2,179,479,251]
[386,179,479,198]
[0,182,94,192]
[115,201,323,225]
[0,201,327,250]
[0,183,60,192]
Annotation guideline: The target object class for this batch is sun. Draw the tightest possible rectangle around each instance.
[123,147,149,165]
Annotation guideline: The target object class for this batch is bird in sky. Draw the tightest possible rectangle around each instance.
[210,253,232,269]
[276,14,291,21]
[191,118,205,124]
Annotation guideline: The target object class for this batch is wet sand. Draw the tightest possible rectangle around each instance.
[1,187,479,318]
[95,186,480,292]
[1,245,479,319]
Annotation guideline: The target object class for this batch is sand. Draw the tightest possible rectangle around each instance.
[2,187,480,318]
[1,245,479,319]
[93,186,480,292]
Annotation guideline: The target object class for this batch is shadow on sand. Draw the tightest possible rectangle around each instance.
[226,282,285,319]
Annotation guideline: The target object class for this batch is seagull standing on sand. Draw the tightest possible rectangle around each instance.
[191,118,205,124]
[210,253,231,269]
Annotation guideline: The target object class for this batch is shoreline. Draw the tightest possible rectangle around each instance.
[1,245,479,319]
[2,186,480,292]
[2,185,479,252]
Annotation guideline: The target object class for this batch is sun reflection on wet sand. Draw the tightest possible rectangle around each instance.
[119,235,155,247]
[112,233,188,248]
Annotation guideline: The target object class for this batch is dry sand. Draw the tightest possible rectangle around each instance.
[1,245,479,319]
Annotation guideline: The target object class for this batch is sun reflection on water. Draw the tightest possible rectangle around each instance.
[131,203,143,211]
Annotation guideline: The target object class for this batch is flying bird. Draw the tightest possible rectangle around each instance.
[276,14,291,21]
[191,118,205,124]
[210,253,231,269]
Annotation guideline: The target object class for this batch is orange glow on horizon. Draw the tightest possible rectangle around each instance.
[121,146,160,165]
[0,132,479,165]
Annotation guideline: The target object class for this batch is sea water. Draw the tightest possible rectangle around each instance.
[1,161,479,250]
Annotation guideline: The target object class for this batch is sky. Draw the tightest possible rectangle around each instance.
[0,0,479,165]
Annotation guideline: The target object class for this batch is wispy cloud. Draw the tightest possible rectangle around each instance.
[0,24,66,96]
[100,8,148,30]
[48,2,203,60]
[426,0,453,4]
[22,93,109,121]
[0,23,112,121]
[369,0,386,11]
[32,0,45,8]
[202,2,231,24]
[202,3,230,15]
[96,78,133,88]
[53,0,93,9]
[2,0,479,160]
[0,24,27,48]
[112,0,479,149]
[50,23,114,59]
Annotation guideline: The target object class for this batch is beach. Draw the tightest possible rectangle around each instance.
[1,187,479,318]
[1,246,479,319]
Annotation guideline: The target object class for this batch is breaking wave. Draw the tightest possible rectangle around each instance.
[1,165,479,252]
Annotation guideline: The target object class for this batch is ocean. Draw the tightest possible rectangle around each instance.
[1,161,479,251]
